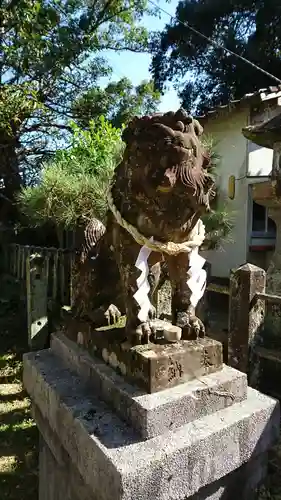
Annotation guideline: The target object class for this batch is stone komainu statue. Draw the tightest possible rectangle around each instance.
[71,109,215,345]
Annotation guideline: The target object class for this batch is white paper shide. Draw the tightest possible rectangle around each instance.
[134,225,206,323]
[187,247,206,308]
[133,238,153,322]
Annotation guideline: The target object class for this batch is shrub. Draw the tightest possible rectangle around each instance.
[17,116,123,228]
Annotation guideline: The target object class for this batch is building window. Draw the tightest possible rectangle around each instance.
[252,201,276,236]
[250,201,276,251]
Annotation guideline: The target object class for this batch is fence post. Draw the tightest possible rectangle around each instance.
[26,252,49,349]
[228,263,265,380]
[13,244,17,277]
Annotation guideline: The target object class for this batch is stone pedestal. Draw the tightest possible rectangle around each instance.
[65,318,223,393]
[23,332,280,500]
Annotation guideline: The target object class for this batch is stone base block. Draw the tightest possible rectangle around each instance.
[52,333,247,439]
[39,432,268,500]
[23,348,280,500]
[189,453,268,500]
[64,320,223,393]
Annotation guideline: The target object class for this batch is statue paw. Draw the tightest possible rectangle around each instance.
[104,304,122,325]
[134,321,156,345]
[176,312,205,340]
[189,315,205,339]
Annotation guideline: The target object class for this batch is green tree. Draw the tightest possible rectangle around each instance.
[0,0,157,221]
[72,77,161,129]
[18,119,233,250]
[17,117,124,229]
[200,135,233,250]
[151,0,281,114]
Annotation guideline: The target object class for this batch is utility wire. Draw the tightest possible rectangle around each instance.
[148,0,281,85]
[106,55,128,81]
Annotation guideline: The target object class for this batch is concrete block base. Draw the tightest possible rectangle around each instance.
[39,424,267,500]
[51,333,247,439]
[23,337,280,500]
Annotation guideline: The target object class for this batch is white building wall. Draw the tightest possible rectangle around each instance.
[201,101,281,278]
[202,109,250,278]
[247,141,273,177]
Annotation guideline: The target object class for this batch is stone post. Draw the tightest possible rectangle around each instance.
[228,264,266,382]
[271,141,281,196]
[26,252,49,349]
[266,207,281,294]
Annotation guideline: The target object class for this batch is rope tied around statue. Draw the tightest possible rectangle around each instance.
[107,187,206,255]
[107,185,207,321]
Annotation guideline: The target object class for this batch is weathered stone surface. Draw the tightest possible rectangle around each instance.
[242,113,281,150]
[266,206,281,294]
[38,424,267,500]
[64,322,223,393]
[189,453,268,500]
[156,280,172,320]
[162,322,182,342]
[23,349,279,500]
[26,252,49,349]
[51,332,247,439]
[71,110,215,346]
[143,318,182,342]
[228,263,266,380]
[38,434,96,500]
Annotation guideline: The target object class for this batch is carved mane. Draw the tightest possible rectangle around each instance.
[119,108,214,205]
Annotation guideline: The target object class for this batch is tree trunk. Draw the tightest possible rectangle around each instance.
[0,133,22,224]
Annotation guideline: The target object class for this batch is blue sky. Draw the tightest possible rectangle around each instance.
[103,0,181,112]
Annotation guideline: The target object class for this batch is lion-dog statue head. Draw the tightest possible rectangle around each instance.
[111,108,215,243]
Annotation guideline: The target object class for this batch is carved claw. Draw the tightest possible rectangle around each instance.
[134,321,156,345]
[176,312,205,340]
[189,315,205,339]
[104,304,121,325]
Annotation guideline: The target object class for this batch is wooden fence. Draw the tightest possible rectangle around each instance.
[4,243,75,349]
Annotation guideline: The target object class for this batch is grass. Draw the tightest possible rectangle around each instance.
[0,275,38,500]
[259,474,281,500]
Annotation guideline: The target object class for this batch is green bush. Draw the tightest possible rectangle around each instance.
[202,204,234,250]
[201,135,234,249]
[17,116,124,228]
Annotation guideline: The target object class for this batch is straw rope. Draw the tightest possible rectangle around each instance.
[107,189,205,255]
